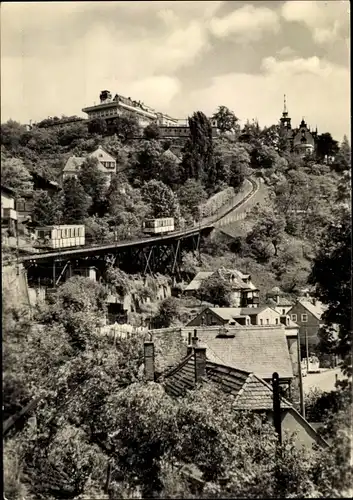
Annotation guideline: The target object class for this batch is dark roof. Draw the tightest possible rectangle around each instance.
[196,327,293,380]
[1,185,15,196]
[163,356,292,410]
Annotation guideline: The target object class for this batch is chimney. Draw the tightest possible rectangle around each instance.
[194,343,207,383]
[144,341,155,381]
[280,315,287,325]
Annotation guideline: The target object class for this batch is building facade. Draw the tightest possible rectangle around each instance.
[287,299,326,357]
[62,146,116,186]
[82,90,219,140]
[279,95,318,157]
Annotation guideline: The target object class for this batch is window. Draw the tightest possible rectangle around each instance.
[275,318,279,325]
[301,314,308,322]
[260,319,263,325]
[282,309,285,315]
[266,319,269,325]
[291,314,297,322]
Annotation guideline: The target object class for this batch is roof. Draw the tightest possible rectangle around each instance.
[164,356,292,410]
[184,268,257,293]
[296,299,325,320]
[184,271,214,291]
[293,127,315,147]
[1,185,15,196]
[209,306,270,322]
[197,327,294,380]
[89,145,116,163]
[276,297,293,306]
[162,357,328,447]
[63,156,85,173]
[161,149,181,164]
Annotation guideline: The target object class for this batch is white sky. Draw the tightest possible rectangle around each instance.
[1,1,350,140]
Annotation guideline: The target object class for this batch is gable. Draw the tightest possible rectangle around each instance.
[89,147,116,163]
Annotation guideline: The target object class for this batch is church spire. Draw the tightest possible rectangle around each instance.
[280,94,291,129]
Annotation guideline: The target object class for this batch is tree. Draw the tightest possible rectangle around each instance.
[62,177,91,224]
[198,273,232,306]
[182,111,214,184]
[1,119,27,151]
[133,139,163,184]
[332,135,351,172]
[1,158,33,197]
[88,118,107,136]
[246,210,286,260]
[32,190,63,226]
[212,106,239,134]
[77,157,108,216]
[309,206,352,376]
[153,297,181,328]
[176,179,207,221]
[316,132,339,162]
[141,179,181,220]
[110,114,140,142]
[143,122,160,140]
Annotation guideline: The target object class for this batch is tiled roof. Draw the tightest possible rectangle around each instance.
[63,156,85,173]
[164,354,196,397]
[297,299,325,320]
[184,272,214,291]
[163,358,292,410]
[197,328,293,380]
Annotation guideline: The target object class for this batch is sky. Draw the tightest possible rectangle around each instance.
[1,1,350,140]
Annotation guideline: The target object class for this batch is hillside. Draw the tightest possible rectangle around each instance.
[1,110,350,302]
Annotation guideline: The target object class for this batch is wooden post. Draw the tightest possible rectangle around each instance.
[272,372,282,445]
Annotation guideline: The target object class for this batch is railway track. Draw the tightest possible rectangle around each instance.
[17,178,259,263]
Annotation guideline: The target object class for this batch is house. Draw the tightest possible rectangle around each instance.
[287,298,328,357]
[144,338,328,451]
[266,287,294,315]
[187,306,284,327]
[62,146,116,185]
[1,185,17,233]
[184,268,259,308]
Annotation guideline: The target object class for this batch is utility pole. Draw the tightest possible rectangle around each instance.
[272,372,282,445]
[297,329,305,418]
[305,326,309,372]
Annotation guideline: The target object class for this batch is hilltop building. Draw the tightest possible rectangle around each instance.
[82,90,218,139]
[279,95,318,157]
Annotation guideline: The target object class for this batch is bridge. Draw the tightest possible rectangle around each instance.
[21,178,260,286]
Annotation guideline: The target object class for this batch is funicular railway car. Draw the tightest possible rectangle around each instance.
[33,224,85,249]
[143,218,175,235]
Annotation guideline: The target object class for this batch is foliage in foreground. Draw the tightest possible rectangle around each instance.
[4,290,352,499]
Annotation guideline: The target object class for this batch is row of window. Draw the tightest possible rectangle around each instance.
[291,314,308,322]
[144,218,174,228]
[100,161,115,169]
[37,227,84,239]
[90,108,118,118]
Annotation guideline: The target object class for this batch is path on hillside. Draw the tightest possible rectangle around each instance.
[219,179,269,237]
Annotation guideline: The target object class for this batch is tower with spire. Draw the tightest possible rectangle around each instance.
[280,94,291,130]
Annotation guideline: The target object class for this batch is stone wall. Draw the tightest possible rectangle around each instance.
[149,327,187,372]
